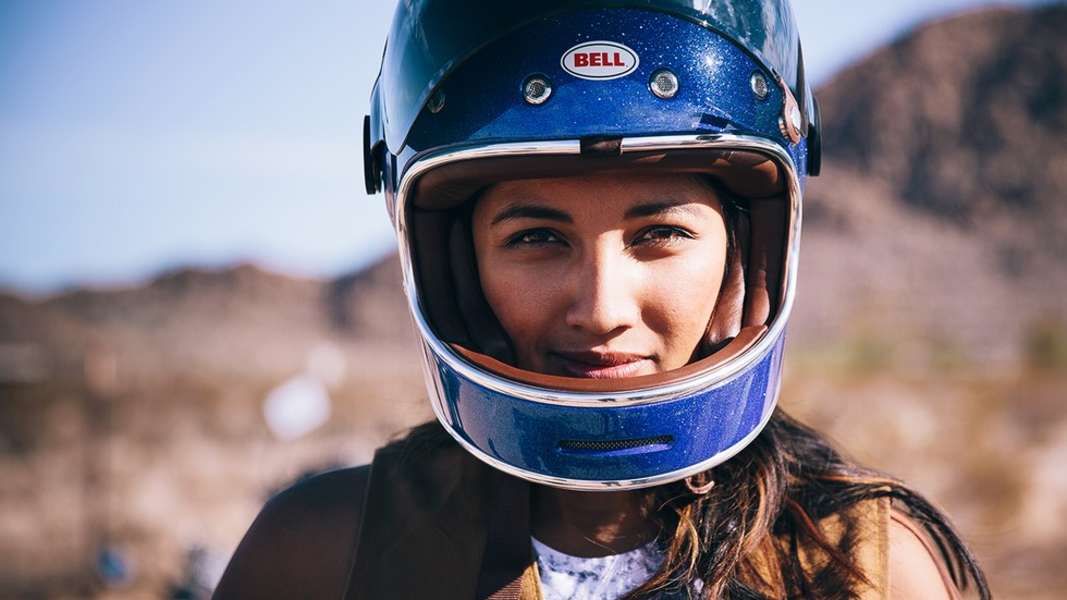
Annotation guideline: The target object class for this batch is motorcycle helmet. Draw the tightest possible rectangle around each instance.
[364,0,820,490]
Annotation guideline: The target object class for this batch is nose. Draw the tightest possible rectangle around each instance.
[564,243,640,337]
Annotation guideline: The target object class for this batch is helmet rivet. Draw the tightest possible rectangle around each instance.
[427,89,446,114]
[649,69,679,99]
[750,72,769,100]
[523,75,552,105]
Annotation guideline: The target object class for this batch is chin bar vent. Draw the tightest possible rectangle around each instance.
[559,435,673,454]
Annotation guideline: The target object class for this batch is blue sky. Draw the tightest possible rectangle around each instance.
[0,0,1055,294]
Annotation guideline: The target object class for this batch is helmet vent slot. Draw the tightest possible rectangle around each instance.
[558,435,673,456]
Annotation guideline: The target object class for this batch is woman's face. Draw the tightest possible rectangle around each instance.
[471,172,728,379]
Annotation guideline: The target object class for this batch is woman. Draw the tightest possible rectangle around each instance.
[216,2,989,598]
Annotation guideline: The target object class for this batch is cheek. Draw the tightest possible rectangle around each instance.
[640,249,726,359]
[478,255,563,365]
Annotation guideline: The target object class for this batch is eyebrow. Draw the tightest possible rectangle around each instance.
[623,200,702,220]
[489,199,702,226]
[490,203,573,225]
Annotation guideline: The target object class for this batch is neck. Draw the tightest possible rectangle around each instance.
[530,484,662,558]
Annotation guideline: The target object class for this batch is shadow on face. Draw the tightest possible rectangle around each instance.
[471,172,728,379]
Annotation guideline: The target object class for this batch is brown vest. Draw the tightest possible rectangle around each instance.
[344,442,891,600]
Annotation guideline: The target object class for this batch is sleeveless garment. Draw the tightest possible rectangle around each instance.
[343,440,895,599]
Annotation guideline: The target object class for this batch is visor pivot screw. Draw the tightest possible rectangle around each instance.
[649,69,679,99]
[523,75,552,105]
[777,75,803,144]
[750,72,769,100]
[427,89,446,114]
[789,104,803,133]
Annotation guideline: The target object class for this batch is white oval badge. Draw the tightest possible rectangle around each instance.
[561,41,639,80]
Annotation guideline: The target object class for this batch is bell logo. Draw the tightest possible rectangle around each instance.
[561,41,639,80]
[573,52,624,67]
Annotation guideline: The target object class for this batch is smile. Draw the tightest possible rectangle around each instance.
[549,351,655,379]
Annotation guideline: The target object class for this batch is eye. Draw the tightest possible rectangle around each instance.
[632,225,694,247]
[505,228,565,247]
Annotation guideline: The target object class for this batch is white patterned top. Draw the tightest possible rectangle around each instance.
[532,536,688,600]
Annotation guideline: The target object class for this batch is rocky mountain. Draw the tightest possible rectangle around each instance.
[0,260,414,387]
[821,5,1065,229]
[2,5,1066,599]
[796,4,1067,364]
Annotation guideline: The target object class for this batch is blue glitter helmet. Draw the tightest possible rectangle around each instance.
[364,0,819,490]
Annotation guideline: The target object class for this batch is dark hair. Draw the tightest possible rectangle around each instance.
[623,409,990,599]
[398,409,988,599]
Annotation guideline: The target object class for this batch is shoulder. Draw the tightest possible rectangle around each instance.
[797,497,962,599]
[888,509,960,600]
[213,465,372,600]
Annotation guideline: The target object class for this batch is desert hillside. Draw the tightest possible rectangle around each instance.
[1,5,1065,599]
[796,5,1067,364]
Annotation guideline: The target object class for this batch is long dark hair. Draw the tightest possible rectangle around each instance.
[623,409,990,599]
[398,409,989,599]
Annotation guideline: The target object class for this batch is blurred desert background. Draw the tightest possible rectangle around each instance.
[2,3,1066,599]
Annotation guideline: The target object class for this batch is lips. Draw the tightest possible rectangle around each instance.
[550,350,655,379]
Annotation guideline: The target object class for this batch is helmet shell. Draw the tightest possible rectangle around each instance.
[367,1,814,490]
[369,0,812,157]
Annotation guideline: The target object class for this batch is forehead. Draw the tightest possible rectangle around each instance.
[477,172,722,215]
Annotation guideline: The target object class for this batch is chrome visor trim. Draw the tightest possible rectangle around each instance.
[394,134,802,407]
